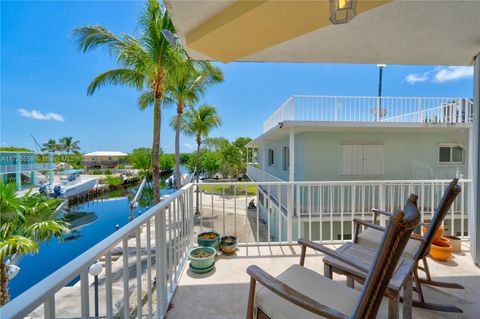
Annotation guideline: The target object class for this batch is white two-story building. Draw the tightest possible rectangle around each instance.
[246,95,473,242]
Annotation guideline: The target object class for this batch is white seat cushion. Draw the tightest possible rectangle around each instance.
[357,228,421,259]
[255,264,359,319]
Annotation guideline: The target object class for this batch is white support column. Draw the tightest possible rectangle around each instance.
[471,54,480,265]
[287,130,295,243]
[289,131,295,182]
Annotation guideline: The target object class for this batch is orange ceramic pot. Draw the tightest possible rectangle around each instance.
[435,236,450,246]
[429,240,453,261]
[422,224,444,243]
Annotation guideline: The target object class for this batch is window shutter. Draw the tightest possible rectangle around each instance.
[340,144,384,176]
[364,144,384,176]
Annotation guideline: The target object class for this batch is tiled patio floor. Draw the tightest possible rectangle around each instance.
[167,242,479,319]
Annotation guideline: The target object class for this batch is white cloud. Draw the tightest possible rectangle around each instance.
[183,143,193,150]
[432,66,474,83]
[405,72,429,85]
[17,109,64,121]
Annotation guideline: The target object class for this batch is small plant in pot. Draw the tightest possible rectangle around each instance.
[221,236,238,255]
[197,231,221,250]
[189,246,217,273]
[445,235,462,252]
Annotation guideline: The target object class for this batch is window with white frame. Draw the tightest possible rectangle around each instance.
[339,144,384,176]
[439,144,464,164]
[268,148,275,166]
[282,146,289,171]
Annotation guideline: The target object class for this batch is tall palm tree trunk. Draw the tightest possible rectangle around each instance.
[174,101,184,189]
[152,99,162,204]
[194,138,201,214]
[0,262,9,306]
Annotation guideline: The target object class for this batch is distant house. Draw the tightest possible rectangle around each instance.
[0,151,54,190]
[83,151,128,169]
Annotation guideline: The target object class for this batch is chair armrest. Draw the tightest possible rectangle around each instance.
[247,265,349,319]
[371,209,393,217]
[371,208,393,223]
[353,218,386,232]
[352,219,425,243]
[298,239,370,274]
[409,233,425,242]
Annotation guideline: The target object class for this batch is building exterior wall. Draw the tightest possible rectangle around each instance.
[256,136,305,181]
[83,155,128,169]
[257,128,469,182]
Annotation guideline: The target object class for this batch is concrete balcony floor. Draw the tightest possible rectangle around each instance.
[167,242,479,319]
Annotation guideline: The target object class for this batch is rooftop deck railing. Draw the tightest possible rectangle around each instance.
[262,96,473,132]
[1,179,470,318]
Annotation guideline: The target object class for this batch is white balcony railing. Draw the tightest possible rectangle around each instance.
[2,179,470,318]
[0,163,51,174]
[2,184,195,319]
[246,164,288,210]
[263,96,473,132]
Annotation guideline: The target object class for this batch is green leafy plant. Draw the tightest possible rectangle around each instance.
[105,175,123,187]
[0,182,68,305]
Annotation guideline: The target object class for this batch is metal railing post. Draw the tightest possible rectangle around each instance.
[80,270,89,319]
[43,296,55,319]
[291,96,296,121]
[376,96,381,122]
[379,183,386,226]
[334,96,338,121]
[155,208,168,318]
[287,183,294,243]
[418,97,423,122]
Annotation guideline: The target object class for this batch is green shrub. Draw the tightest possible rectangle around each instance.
[118,164,125,169]
[106,175,123,186]
[104,169,112,175]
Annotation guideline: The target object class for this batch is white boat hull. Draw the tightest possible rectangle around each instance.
[60,179,98,198]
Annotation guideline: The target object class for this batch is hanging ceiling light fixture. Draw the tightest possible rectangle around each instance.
[329,0,357,24]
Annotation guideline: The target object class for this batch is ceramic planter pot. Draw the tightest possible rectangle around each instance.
[429,240,453,261]
[220,236,238,254]
[445,235,462,252]
[189,246,217,270]
[197,232,221,250]
[422,224,444,243]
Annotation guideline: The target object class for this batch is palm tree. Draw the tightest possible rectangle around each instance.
[166,57,223,188]
[165,60,221,188]
[59,137,80,155]
[0,182,68,305]
[41,139,60,153]
[72,0,176,204]
[181,104,221,213]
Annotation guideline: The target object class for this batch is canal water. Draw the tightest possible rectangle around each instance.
[8,181,175,299]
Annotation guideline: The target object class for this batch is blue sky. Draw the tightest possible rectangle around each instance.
[1,1,474,154]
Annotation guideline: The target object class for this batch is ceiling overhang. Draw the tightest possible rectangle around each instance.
[246,121,471,147]
[165,0,480,66]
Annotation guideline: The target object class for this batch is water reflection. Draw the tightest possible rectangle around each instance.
[9,178,178,299]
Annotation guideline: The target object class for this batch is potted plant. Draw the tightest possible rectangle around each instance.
[429,239,453,261]
[422,224,444,243]
[189,247,217,273]
[220,236,238,254]
[445,235,462,252]
[197,232,221,250]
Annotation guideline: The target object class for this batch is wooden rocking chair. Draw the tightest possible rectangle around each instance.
[331,179,463,313]
[246,197,420,319]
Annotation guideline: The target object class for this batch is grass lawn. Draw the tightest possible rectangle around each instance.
[199,184,257,195]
